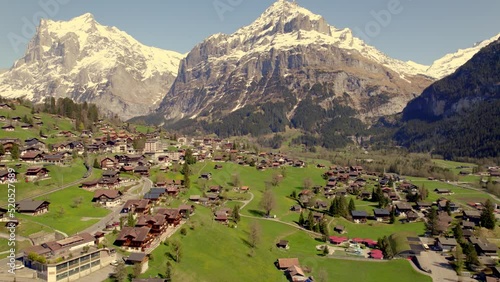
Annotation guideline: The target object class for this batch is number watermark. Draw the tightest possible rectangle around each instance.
[6,167,17,275]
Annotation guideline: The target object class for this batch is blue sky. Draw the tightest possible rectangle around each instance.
[0,0,499,68]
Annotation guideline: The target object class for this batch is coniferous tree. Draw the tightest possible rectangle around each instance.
[232,205,240,223]
[10,143,20,160]
[348,198,356,213]
[307,211,315,230]
[453,224,464,245]
[480,199,496,229]
[298,211,305,226]
[338,196,348,218]
[426,207,439,235]
[389,207,396,224]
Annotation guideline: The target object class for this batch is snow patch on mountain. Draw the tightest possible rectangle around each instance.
[425,33,500,78]
[0,13,184,119]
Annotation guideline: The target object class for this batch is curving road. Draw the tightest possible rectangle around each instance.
[80,177,152,235]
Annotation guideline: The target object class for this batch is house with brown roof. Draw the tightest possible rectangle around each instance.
[0,169,17,184]
[395,202,413,216]
[157,208,182,227]
[277,240,289,249]
[16,200,50,216]
[179,205,195,218]
[121,199,151,215]
[214,212,229,224]
[286,265,307,282]
[463,210,482,225]
[277,258,300,269]
[208,185,222,194]
[134,166,150,176]
[114,226,153,251]
[100,157,116,170]
[43,153,65,165]
[92,190,123,207]
[166,186,180,197]
[25,166,49,181]
[136,214,168,236]
[125,252,149,274]
[20,151,44,163]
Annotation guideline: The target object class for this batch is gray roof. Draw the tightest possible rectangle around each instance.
[16,200,49,212]
[127,252,147,263]
[373,209,390,216]
[437,237,458,246]
[351,210,368,217]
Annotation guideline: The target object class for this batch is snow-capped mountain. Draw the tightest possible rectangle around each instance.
[0,13,183,120]
[156,0,434,122]
[425,33,500,79]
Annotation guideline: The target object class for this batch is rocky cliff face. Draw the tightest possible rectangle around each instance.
[157,0,434,124]
[402,37,500,122]
[0,13,183,120]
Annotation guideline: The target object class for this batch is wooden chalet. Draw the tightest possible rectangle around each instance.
[100,157,117,170]
[373,208,390,222]
[153,208,181,226]
[351,210,368,224]
[92,190,123,207]
[114,226,153,251]
[16,200,50,216]
[25,166,49,181]
[20,151,44,163]
[135,214,168,236]
[134,166,150,176]
[395,202,413,216]
[121,199,151,215]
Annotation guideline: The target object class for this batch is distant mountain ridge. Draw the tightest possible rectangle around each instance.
[155,0,435,128]
[396,37,500,158]
[0,0,497,126]
[0,13,183,120]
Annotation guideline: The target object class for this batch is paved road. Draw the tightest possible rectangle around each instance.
[72,265,114,282]
[80,177,152,235]
[417,251,459,282]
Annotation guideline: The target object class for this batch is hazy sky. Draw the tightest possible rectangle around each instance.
[0,0,499,68]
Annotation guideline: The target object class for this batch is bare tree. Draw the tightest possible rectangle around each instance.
[171,240,182,263]
[303,178,314,190]
[248,221,261,249]
[270,173,282,187]
[231,173,241,187]
[259,189,276,217]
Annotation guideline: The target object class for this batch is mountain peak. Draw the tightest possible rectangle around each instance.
[262,0,323,22]
[235,0,330,38]
[71,13,95,23]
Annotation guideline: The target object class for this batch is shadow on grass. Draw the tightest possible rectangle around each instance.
[241,237,253,248]
[248,209,265,217]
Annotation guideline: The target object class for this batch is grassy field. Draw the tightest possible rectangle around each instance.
[0,158,88,205]
[329,218,426,240]
[0,105,76,142]
[140,206,431,282]
[15,186,110,235]
[0,238,32,253]
[405,176,499,206]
